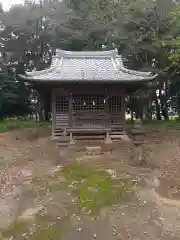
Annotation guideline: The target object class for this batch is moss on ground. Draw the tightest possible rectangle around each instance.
[63,161,133,215]
[1,161,132,239]
[1,215,67,240]
[28,219,64,240]
[1,220,27,238]
[29,174,66,199]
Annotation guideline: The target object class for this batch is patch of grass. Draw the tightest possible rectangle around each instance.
[63,161,96,182]
[29,214,68,240]
[143,120,180,130]
[0,119,40,133]
[1,215,67,240]
[30,175,66,198]
[63,161,132,214]
[29,222,62,240]
[32,224,63,239]
[1,220,27,238]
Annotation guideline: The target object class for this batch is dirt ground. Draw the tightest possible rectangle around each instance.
[1,127,180,239]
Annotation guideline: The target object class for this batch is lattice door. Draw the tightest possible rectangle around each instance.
[72,95,106,127]
[108,96,121,112]
[55,95,69,128]
[108,96,121,125]
[56,96,69,113]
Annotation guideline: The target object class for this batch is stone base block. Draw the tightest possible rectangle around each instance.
[86,146,102,155]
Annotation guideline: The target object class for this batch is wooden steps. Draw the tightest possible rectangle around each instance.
[56,135,70,147]
[54,127,125,139]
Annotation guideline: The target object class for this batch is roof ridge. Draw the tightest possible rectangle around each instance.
[56,49,118,58]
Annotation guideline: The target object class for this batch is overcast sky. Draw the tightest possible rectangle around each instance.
[0,0,25,11]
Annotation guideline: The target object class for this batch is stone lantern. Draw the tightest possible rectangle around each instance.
[131,119,145,165]
[0,21,5,32]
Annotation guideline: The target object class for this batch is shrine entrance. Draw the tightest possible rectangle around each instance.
[72,95,105,128]
[55,92,122,131]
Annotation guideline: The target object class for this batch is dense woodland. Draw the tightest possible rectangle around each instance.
[1,0,180,121]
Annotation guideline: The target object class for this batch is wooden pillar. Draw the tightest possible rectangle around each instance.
[68,92,75,145]
[120,89,126,126]
[68,92,73,127]
[104,88,112,144]
[51,88,56,139]
[104,88,109,127]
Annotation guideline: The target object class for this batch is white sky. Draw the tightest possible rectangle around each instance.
[0,0,25,11]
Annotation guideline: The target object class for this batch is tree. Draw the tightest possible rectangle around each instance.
[0,0,179,120]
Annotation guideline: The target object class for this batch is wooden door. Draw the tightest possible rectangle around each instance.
[72,95,106,128]
[55,95,69,129]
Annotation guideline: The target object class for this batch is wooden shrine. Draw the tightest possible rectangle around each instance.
[21,49,157,143]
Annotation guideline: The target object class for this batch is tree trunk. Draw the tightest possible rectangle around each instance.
[36,91,44,122]
[43,91,51,121]
[131,110,134,121]
[159,89,169,121]
[177,97,180,118]
[140,98,146,121]
[44,100,49,121]
[145,99,153,121]
[162,105,169,120]
[162,82,169,121]
[155,98,161,120]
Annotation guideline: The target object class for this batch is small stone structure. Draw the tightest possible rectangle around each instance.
[86,146,102,156]
[131,119,145,165]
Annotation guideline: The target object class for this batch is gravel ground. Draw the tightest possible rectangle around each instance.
[1,128,180,239]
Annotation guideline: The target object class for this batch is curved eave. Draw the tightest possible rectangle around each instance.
[19,75,157,83]
[24,57,63,77]
[19,48,158,82]
[20,50,158,81]
[115,57,154,77]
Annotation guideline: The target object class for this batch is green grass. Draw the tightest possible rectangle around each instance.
[30,175,66,199]
[1,162,132,239]
[126,119,180,131]
[28,220,63,240]
[143,119,180,130]
[1,215,67,240]
[0,118,40,133]
[1,220,27,238]
[63,161,132,215]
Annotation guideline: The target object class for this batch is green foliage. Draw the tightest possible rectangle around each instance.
[0,0,180,119]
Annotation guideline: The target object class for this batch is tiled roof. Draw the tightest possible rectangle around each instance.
[20,49,157,82]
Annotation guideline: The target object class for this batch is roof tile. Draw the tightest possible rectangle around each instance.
[22,49,157,82]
